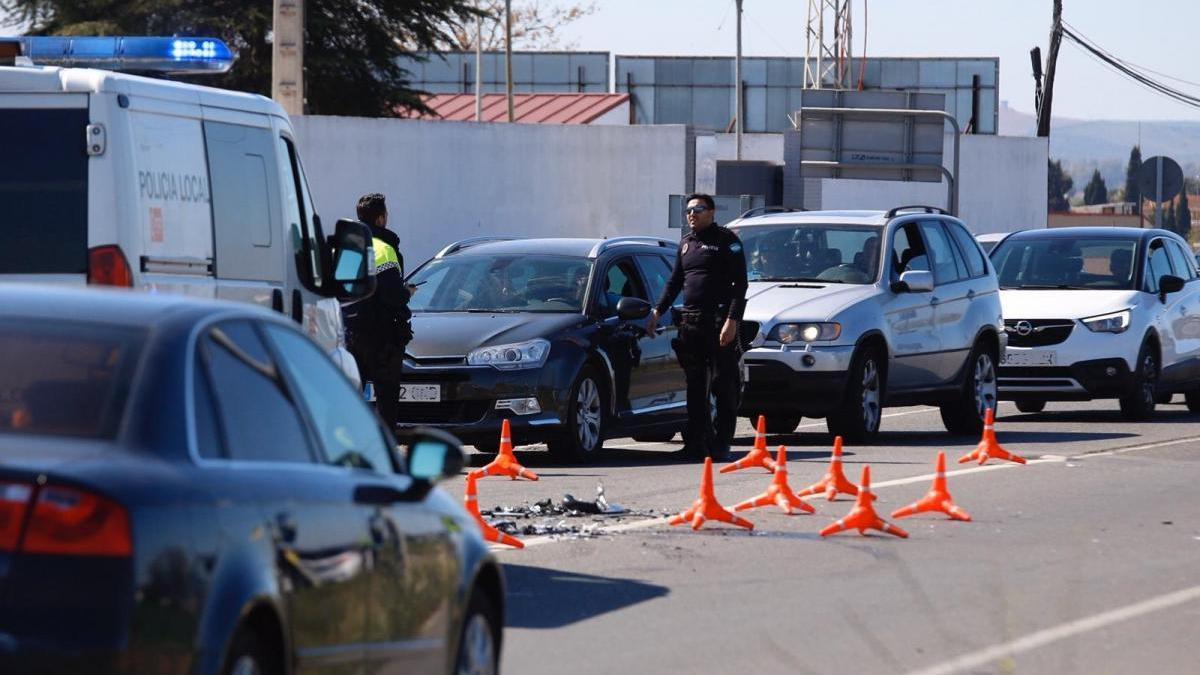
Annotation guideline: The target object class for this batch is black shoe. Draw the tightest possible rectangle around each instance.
[669,446,704,461]
[710,445,732,462]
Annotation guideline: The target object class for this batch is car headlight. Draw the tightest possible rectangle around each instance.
[467,339,551,369]
[770,322,842,344]
[1081,309,1131,334]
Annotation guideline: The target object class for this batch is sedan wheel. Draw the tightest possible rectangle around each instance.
[456,592,499,675]
[547,367,606,462]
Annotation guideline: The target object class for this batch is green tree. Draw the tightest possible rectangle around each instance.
[1,0,479,116]
[441,0,598,51]
[1083,169,1108,205]
[1048,159,1073,212]
[1175,188,1192,238]
[1123,145,1142,215]
[1161,198,1176,232]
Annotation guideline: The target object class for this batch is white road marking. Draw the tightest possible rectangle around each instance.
[904,584,1200,675]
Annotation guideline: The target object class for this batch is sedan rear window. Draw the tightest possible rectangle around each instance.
[0,322,144,439]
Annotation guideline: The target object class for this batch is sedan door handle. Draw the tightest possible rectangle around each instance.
[275,512,298,544]
[966,289,976,300]
[929,296,940,306]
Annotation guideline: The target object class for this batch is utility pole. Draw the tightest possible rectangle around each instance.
[735,0,743,160]
[505,0,514,123]
[271,0,304,115]
[1036,0,1062,137]
[474,2,483,122]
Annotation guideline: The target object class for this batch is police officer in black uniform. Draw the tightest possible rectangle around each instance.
[646,193,748,460]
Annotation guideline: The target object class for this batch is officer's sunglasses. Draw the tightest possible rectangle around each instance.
[684,205,710,215]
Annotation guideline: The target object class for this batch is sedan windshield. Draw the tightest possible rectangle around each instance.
[732,223,881,284]
[991,237,1138,290]
[408,255,592,313]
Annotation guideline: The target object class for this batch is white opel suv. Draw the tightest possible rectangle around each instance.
[727,206,1006,441]
[991,227,1200,418]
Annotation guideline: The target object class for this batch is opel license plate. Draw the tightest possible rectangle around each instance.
[398,384,441,402]
[1001,351,1056,367]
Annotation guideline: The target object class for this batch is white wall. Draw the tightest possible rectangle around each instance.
[704,133,1048,234]
[291,117,689,267]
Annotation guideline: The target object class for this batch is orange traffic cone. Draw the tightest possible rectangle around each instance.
[891,452,971,522]
[669,458,754,531]
[957,408,1026,466]
[720,415,777,474]
[734,445,815,515]
[820,466,908,538]
[464,474,524,549]
[469,419,539,481]
[796,436,871,501]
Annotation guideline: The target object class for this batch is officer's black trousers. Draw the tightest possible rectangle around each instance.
[672,312,740,457]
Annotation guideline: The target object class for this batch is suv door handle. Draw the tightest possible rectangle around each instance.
[929,296,940,306]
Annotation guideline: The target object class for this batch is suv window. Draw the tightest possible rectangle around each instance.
[199,320,315,463]
[264,324,394,474]
[891,223,930,280]
[947,222,988,278]
[919,221,965,284]
[1145,240,1173,293]
[1165,240,1197,281]
[636,254,673,307]
[597,258,648,318]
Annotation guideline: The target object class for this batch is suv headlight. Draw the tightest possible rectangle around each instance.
[770,322,842,344]
[467,339,551,369]
[1081,309,1131,334]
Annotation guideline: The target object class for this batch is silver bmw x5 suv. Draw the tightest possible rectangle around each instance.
[726,206,1006,441]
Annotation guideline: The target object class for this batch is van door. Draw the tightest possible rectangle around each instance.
[0,94,89,283]
[202,116,286,311]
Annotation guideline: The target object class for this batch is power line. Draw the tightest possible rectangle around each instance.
[1060,22,1200,110]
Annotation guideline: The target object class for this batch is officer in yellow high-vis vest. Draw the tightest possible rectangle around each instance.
[343,193,415,430]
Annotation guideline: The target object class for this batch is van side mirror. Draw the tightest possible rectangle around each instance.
[1159,274,1185,302]
[617,296,652,321]
[890,270,934,294]
[328,219,376,300]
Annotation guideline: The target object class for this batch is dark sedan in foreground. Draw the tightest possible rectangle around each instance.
[0,285,503,675]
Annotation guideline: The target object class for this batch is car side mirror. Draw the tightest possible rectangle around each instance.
[328,219,377,300]
[1160,274,1185,301]
[891,270,934,294]
[404,427,466,482]
[616,296,651,321]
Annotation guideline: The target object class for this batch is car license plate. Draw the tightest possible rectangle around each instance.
[1001,350,1056,367]
[398,384,441,402]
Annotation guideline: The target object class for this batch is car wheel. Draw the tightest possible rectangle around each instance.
[547,366,605,461]
[631,430,677,443]
[455,590,500,675]
[826,346,883,442]
[1119,342,1159,421]
[764,415,803,434]
[940,341,998,436]
[1186,390,1200,413]
[222,627,277,675]
[1015,399,1046,413]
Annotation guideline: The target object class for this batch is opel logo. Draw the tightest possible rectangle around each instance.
[1015,320,1034,336]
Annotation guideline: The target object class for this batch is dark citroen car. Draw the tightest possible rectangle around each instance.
[401,237,712,461]
[0,285,503,675]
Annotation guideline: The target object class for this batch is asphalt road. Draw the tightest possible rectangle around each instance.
[463,399,1200,675]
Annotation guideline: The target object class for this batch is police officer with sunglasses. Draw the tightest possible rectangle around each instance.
[646,194,748,460]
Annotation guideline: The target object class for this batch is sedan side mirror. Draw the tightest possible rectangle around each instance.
[890,270,934,294]
[1160,274,1185,302]
[328,219,377,300]
[617,296,652,321]
[404,427,466,482]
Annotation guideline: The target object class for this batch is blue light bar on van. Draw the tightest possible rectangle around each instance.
[15,36,234,74]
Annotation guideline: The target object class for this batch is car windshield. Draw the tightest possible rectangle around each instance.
[991,237,1138,290]
[731,223,882,284]
[408,254,592,313]
[0,321,145,439]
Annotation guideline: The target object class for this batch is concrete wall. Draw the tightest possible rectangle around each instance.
[291,117,689,267]
[705,133,1048,234]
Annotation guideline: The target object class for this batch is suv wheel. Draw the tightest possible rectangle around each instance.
[941,342,998,436]
[1119,342,1159,421]
[455,590,500,675]
[827,347,883,442]
[547,367,605,461]
[765,415,803,434]
[1015,399,1046,413]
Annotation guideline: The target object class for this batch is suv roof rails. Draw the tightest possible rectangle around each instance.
[885,205,949,219]
[588,236,675,259]
[738,205,806,219]
[434,236,517,259]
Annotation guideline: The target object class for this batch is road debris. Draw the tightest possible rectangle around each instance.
[481,481,658,538]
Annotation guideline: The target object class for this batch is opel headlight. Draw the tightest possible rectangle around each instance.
[1081,309,1131,334]
[467,339,551,369]
[770,323,842,344]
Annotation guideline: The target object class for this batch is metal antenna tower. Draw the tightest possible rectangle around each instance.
[804,0,852,89]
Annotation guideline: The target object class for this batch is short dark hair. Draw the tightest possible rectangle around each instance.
[685,193,715,211]
[356,193,387,225]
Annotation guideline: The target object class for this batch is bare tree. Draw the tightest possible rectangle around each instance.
[440,0,597,51]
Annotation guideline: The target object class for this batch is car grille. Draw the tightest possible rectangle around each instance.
[739,321,761,349]
[1004,319,1075,347]
[396,401,490,425]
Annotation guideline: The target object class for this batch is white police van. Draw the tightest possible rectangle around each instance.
[0,37,371,382]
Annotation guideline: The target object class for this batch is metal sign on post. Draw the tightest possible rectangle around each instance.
[1137,156,1183,228]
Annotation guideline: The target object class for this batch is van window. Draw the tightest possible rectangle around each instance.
[0,107,88,274]
[203,121,283,282]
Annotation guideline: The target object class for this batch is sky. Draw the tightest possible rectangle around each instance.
[551,0,1200,122]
